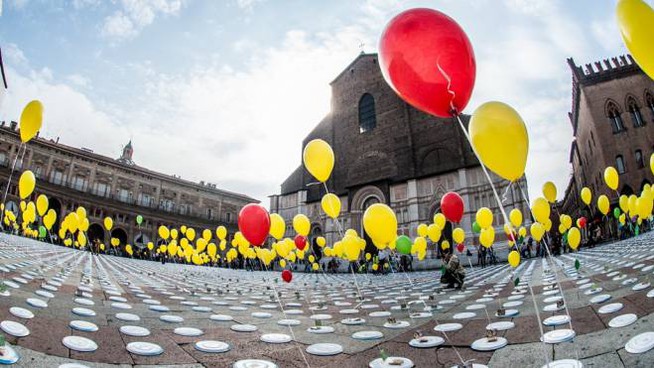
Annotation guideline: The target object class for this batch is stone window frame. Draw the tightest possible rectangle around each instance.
[625,94,645,128]
[605,99,626,134]
[635,149,644,169]
[358,93,377,134]
[616,154,626,174]
[645,89,654,117]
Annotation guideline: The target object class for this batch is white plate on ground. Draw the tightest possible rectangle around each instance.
[306,343,343,356]
[69,320,98,332]
[126,341,164,356]
[174,327,203,336]
[543,315,570,326]
[149,305,170,312]
[26,298,47,308]
[384,321,410,329]
[341,318,365,325]
[116,313,140,322]
[195,340,230,353]
[625,332,654,354]
[0,320,29,337]
[71,305,96,317]
[544,304,564,312]
[633,282,650,291]
[648,289,654,298]
[590,294,611,304]
[434,323,463,332]
[453,312,476,320]
[277,319,301,326]
[307,326,335,334]
[0,345,19,364]
[598,303,623,314]
[495,309,519,317]
[260,333,292,344]
[540,359,583,368]
[608,313,638,328]
[466,304,486,311]
[231,324,258,332]
[486,321,515,331]
[471,337,508,351]
[62,336,98,352]
[369,357,414,368]
[233,359,278,368]
[409,336,444,348]
[369,311,391,318]
[120,325,150,337]
[503,301,523,308]
[542,329,576,344]
[352,330,384,340]
[210,314,234,322]
[9,307,33,319]
[160,315,184,323]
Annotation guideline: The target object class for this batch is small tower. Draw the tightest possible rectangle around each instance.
[117,140,135,165]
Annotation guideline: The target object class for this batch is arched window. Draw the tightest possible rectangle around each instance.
[646,90,654,116]
[362,196,380,210]
[627,96,644,127]
[606,101,625,133]
[635,149,644,169]
[358,93,377,133]
[616,155,626,174]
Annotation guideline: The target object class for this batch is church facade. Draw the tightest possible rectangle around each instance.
[270,53,530,254]
[0,124,255,250]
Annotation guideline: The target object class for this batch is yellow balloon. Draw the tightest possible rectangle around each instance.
[36,194,48,216]
[597,195,610,215]
[580,187,592,206]
[469,101,528,181]
[416,223,428,238]
[303,139,334,182]
[440,240,450,250]
[147,242,154,250]
[321,193,341,219]
[76,206,86,221]
[604,166,619,191]
[476,207,493,229]
[617,0,654,80]
[508,250,520,268]
[542,181,557,203]
[619,195,629,213]
[530,222,545,242]
[452,227,465,244]
[158,225,170,240]
[215,226,226,240]
[509,208,522,228]
[433,213,446,229]
[269,213,285,240]
[531,197,550,224]
[104,217,113,231]
[316,236,326,247]
[638,193,653,219]
[202,229,212,241]
[651,153,654,176]
[19,100,43,143]
[480,227,495,248]
[427,224,441,243]
[18,170,36,199]
[196,238,208,253]
[186,228,196,241]
[362,203,397,247]
[560,214,572,230]
[518,226,527,238]
[279,259,286,268]
[43,209,56,230]
[567,227,581,250]
[628,194,638,215]
[292,214,310,236]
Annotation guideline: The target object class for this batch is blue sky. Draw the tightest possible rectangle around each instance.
[0,0,641,204]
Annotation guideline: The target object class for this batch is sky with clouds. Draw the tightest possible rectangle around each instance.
[0,0,643,205]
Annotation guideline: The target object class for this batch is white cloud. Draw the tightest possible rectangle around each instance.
[101,0,185,41]
[236,0,264,12]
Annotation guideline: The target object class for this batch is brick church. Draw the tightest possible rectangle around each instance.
[269,53,529,255]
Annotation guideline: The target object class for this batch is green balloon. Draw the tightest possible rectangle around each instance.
[472,221,481,234]
[38,225,46,238]
[613,208,620,219]
[136,215,143,225]
[395,235,412,255]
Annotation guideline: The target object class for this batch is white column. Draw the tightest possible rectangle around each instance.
[406,179,419,236]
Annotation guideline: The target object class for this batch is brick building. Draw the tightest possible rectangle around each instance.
[270,53,529,255]
[0,125,255,251]
[560,55,654,218]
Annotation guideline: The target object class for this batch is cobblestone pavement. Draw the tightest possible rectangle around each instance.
[0,232,652,367]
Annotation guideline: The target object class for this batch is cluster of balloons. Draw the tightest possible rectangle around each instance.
[155,223,230,265]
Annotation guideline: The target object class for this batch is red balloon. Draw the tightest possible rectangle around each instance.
[578,217,587,229]
[294,235,307,251]
[441,192,464,223]
[379,8,476,118]
[281,269,293,283]
[237,203,270,246]
[456,243,464,253]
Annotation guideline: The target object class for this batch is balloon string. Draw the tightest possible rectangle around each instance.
[453,115,512,236]
[528,281,551,365]
[516,184,577,335]
[262,262,311,368]
[0,142,26,226]
[436,58,457,114]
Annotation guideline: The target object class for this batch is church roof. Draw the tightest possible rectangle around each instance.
[280,165,305,195]
[330,52,377,86]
